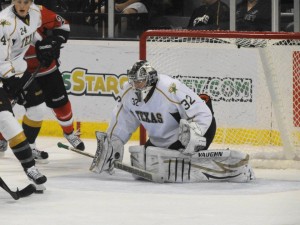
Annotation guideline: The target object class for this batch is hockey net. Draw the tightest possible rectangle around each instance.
[139,29,300,169]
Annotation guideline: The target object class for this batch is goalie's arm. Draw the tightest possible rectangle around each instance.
[107,86,140,143]
[170,80,213,154]
[87,85,142,176]
[172,80,213,135]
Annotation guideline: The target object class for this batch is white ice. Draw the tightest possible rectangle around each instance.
[1,137,300,225]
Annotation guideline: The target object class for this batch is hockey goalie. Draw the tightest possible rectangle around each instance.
[90,60,255,183]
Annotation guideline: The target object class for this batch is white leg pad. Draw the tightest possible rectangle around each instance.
[145,147,255,183]
[129,145,146,169]
[129,145,146,180]
[0,111,23,140]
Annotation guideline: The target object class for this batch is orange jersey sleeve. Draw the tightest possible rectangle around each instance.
[38,6,70,38]
[25,6,70,74]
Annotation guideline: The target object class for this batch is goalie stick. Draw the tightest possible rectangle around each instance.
[0,177,36,200]
[57,142,165,183]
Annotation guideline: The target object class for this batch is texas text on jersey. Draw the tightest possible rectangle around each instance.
[108,74,213,148]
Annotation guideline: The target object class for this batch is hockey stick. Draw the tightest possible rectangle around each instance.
[11,63,43,107]
[0,177,36,200]
[57,142,165,183]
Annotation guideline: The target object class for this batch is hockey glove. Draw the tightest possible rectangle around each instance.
[90,132,124,174]
[1,73,31,105]
[178,119,207,155]
[35,36,63,67]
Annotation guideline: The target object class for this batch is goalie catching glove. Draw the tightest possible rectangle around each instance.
[90,132,124,174]
[178,119,207,155]
[35,36,63,67]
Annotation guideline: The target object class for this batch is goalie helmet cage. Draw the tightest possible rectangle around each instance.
[139,29,300,169]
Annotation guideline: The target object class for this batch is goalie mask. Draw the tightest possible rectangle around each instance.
[127,60,158,102]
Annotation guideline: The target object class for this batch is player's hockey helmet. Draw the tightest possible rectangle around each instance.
[127,60,158,90]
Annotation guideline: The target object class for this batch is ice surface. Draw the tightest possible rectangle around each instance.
[1,137,300,225]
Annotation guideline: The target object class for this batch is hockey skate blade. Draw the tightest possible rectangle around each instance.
[34,184,46,194]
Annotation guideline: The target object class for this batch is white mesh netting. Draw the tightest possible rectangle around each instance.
[140,30,300,169]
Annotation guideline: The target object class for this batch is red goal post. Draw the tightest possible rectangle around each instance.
[139,29,300,167]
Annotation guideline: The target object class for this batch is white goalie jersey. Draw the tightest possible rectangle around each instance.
[0,4,42,78]
[107,74,213,148]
